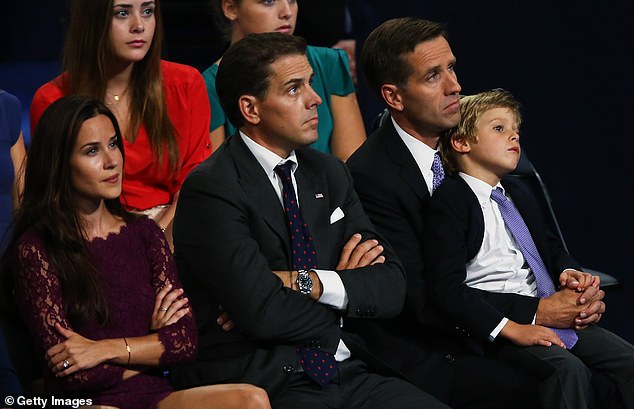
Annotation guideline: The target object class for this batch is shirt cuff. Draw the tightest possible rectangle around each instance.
[489,317,509,341]
[314,269,348,310]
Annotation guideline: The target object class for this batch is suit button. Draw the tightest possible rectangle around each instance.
[444,354,456,363]
[356,308,362,316]
[282,364,295,374]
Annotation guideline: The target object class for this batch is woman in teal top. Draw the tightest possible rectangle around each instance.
[205,0,366,161]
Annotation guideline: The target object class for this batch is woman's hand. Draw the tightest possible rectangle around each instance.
[150,283,189,331]
[46,323,110,377]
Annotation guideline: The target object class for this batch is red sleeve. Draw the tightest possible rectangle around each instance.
[170,64,212,192]
[30,79,65,134]
[12,233,126,392]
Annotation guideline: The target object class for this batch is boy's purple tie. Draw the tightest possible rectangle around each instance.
[431,152,445,192]
[490,187,578,349]
[274,161,338,386]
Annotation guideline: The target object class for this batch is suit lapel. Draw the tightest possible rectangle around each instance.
[382,122,431,202]
[229,135,291,255]
[295,150,332,267]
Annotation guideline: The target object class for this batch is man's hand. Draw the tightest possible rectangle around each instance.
[217,305,235,332]
[536,287,605,329]
[336,233,385,270]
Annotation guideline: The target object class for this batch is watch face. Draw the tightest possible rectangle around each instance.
[298,271,313,295]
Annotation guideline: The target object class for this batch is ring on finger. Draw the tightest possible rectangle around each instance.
[159,306,168,311]
[62,359,70,369]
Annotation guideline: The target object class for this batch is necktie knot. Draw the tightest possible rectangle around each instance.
[490,187,508,204]
[431,152,445,191]
[274,161,293,180]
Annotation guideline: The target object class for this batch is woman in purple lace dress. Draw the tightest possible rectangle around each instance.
[0,96,270,409]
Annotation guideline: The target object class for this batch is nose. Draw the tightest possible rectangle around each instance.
[445,71,461,96]
[104,148,121,169]
[279,0,294,20]
[511,130,520,142]
[130,13,144,33]
[306,83,322,109]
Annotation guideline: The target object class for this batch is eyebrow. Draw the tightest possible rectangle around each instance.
[79,135,117,150]
[113,1,155,8]
[282,71,314,88]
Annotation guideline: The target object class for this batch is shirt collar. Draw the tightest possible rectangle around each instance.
[459,172,505,205]
[391,116,438,170]
[240,131,298,176]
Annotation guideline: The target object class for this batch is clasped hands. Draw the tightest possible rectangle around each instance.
[217,233,385,331]
[499,270,604,348]
[537,269,605,330]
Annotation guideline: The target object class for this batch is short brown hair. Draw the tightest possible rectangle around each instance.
[361,17,446,99]
[440,88,522,175]
[216,33,307,128]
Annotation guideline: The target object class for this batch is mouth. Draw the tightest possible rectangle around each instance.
[275,25,293,34]
[127,40,147,48]
[443,98,460,112]
[304,116,319,127]
[508,146,520,154]
[103,174,120,184]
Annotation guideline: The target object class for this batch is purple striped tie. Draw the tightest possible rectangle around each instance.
[431,152,445,192]
[491,187,578,349]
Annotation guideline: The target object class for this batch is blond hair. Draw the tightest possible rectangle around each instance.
[440,88,521,175]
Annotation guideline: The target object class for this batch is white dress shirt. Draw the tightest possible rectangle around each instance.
[241,132,351,360]
[392,117,439,196]
[459,173,538,339]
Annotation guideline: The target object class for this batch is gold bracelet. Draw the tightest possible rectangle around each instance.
[123,337,131,365]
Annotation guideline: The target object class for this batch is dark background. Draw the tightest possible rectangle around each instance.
[1,0,631,342]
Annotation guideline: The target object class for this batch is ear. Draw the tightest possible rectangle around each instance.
[239,95,261,125]
[380,84,404,111]
[451,135,471,153]
[222,0,238,21]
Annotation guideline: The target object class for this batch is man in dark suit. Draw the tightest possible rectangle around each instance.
[426,89,634,409]
[346,18,607,409]
[171,32,448,409]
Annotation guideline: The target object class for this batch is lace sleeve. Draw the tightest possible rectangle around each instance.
[144,220,198,366]
[12,235,126,391]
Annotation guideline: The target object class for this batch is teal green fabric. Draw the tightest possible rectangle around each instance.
[202,45,354,154]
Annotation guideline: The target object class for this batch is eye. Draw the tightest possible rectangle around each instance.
[114,9,128,18]
[142,6,155,16]
[426,71,439,82]
[289,87,298,96]
[85,146,98,156]
[108,137,119,150]
[493,125,504,132]
[448,62,456,73]
[262,0,275,5]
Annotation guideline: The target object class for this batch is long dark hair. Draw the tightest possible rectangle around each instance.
[60,0,179,174]
[1,96,129,325]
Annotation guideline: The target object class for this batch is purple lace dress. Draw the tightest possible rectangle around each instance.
[12,217,198,409]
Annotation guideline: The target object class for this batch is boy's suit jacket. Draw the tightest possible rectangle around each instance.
[424,175,581,341]
[170,133,405,396]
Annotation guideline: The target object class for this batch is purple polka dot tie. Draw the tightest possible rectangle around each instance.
[431,152,445,192]
[274,161,338,386]
[491,187,578,349]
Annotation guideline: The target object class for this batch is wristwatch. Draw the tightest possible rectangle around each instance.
[297,270,314,295]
